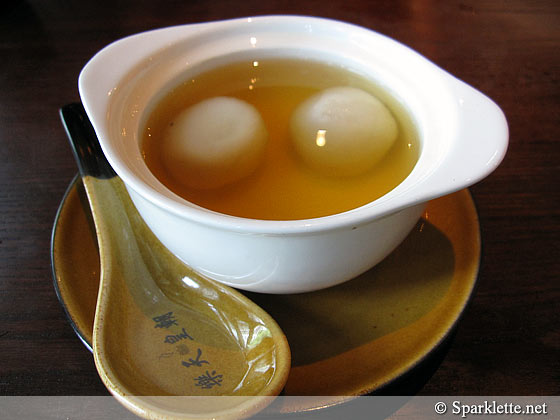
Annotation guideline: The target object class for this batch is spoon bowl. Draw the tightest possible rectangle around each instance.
[60,103,290,420]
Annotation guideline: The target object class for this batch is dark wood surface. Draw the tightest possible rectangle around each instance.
[1,0,558,399]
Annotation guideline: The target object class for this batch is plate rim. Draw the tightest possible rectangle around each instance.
[51,174,481,410]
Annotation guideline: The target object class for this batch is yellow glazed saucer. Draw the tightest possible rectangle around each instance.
[52,176,481,413]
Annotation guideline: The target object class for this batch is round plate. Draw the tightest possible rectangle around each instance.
[52,175,480,413]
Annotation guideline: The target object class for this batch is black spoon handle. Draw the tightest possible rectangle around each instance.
[59,102,117,179]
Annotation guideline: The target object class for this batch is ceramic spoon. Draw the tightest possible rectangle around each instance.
[59,103,290,420]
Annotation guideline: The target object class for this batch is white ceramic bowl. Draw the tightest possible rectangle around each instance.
[79,16,508,293]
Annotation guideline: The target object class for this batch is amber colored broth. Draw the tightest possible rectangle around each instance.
[142,58,419,220]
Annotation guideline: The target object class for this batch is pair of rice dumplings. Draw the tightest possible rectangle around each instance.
[163,86,397,190]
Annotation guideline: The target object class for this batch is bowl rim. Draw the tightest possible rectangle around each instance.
[79,15,508,235]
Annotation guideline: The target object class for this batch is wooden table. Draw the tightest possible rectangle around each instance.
[1,0,558,400]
